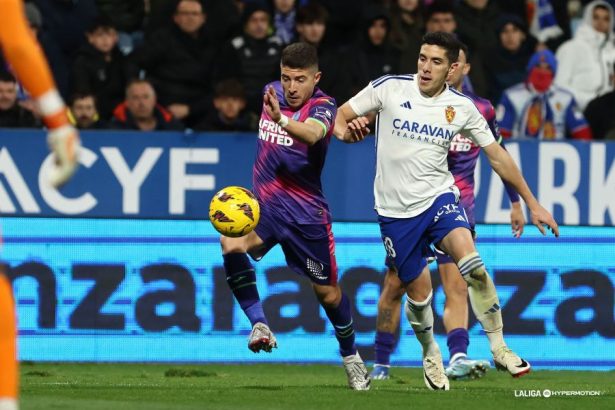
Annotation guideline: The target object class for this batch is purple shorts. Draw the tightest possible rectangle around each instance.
[253,207,338,286]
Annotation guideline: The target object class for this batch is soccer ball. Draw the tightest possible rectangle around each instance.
[209,186,260,237]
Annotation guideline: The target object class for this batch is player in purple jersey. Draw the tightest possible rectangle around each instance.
[219,43,370,390]
[355,44,528,382]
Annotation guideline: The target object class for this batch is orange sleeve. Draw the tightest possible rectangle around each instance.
[0,0,57,98]
[0,0,69,128]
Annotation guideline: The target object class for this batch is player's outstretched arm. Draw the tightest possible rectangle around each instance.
[263,85,325,145]
[482,142,559,237]
[333,104,372,143]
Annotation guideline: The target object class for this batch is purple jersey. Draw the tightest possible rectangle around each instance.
[253,81,337,225]
[447,89,519,226]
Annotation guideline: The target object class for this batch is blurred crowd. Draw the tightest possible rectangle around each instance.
[0,0,614,139]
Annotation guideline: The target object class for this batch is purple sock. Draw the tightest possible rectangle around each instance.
[323,293,356,357]
[447,327,469,361]
[224,253,267,327]
[374,331,395,366]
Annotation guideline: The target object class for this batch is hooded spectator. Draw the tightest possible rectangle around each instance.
[353,6,401,86]
[555,0,615,110]
[388,0,424,73]
[484,14,537,104]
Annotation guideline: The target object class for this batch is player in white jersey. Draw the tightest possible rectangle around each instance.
[335,32,559,391]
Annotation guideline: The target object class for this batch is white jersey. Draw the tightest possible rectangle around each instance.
[349,74,496,218]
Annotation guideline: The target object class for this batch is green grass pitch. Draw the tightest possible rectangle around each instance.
[20,363,615,410]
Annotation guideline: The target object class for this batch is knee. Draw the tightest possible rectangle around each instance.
[379,270,405,307]
[316,286,341,308]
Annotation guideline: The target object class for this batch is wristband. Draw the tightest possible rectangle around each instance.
[277,114,289,127]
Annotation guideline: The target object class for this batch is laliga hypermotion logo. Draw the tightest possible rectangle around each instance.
[445,105,456,124]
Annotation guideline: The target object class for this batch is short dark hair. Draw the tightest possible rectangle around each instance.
[421,31,460,65]
[296,3,329,25]
[424,0,455,23]
[281,42,319,70]
[458,41,469,61]
[87,15,116,33]
[70,91,97,106]
[0,71,16,83]
[214,79,246,99]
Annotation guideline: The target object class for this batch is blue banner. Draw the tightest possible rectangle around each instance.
[0,130,614,225]
[1,218,613,369]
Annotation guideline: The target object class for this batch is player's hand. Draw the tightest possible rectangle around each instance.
[510,201,525,238]
[47,124,81,188]
[529,204,559,237]
[263,85,281,123]
[346,116,370,142]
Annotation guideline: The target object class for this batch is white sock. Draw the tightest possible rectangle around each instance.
[458,252,506,353]
[405,291,438,357]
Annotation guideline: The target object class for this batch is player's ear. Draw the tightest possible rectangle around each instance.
[448,62,459,77]
[314,71,322,85]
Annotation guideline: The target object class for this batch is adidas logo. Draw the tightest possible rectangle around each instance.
[455,215,466,222]
[400,101,412,109]
[484,303,501,314]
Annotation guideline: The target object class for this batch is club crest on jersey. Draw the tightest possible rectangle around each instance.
[445,106,456,124]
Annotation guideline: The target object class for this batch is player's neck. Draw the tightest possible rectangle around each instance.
[420,83,447,98]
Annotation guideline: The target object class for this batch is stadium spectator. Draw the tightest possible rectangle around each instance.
[194,79,258,131]
[71,17,138,121]
[294,3,353,105]
[584,89,615,139]
[272,0,298,45]
[69,92,107,129]
[0,71,41,128]
[133,0,216,127]
[495,0,570,51]
[0,3,70,100]
[484,14,537,104]
[453,0,500,97]
[497,49,592,140]
[95,0,146,54]
[424,0,457,34]
[215,4,283,116]
[32,0,98,75]
[555,0,615,111]
[317,0,368,47]
[388,0,424,73]
[96,0,145,34]
[353,6,401,86]
[111,79,184,131]
[422,1,483,94]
